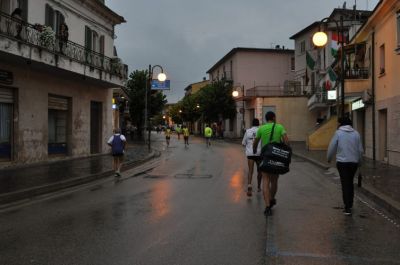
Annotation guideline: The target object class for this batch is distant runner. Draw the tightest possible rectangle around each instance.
[182,125,190,147]
[204,124,212,147]
[165,126,172,147]
[176,125,181,140]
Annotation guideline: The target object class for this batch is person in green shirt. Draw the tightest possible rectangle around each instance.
[253,111,289,216]
[176,125,182,140]
[204,125,212,147]
[182,125,190,147]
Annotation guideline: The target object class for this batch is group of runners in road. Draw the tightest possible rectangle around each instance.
[107,111,362,218]
[243,111,363,217]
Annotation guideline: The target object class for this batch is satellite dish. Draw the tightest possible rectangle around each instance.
[361,90,372,104]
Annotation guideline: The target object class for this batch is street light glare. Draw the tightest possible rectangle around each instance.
[232,90,239,97]
[313,31,328,47]
[157,72,167,82]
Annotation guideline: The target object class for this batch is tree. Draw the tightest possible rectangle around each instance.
[126,70,167,137]
[197,79,236,123]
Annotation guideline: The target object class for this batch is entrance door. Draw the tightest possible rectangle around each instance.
[0,87,13,161]
[378,109,388,161]
[356,109,365,151]
[90,101,102,154]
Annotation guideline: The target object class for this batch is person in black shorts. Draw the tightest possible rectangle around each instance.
[242,118,262,197]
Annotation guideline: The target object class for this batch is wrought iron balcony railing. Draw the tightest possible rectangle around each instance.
[344,67,369,79]
[0,11,127,80]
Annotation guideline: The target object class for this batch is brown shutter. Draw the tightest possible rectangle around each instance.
[99,35,105,55]
[0,88,13,103]
[45,4,54,29]
[48,96,68,110]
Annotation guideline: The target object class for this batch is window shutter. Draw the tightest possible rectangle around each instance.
[19,0,28,21]
[99,36,105,55]
[45,4,54,29]
[85,26,92,50]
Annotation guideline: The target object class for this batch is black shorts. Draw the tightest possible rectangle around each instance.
[184,136,189,140]
[247,156,261,162]
[166,136,170,140]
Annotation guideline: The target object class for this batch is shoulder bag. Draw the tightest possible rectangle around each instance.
[259,123,292,174]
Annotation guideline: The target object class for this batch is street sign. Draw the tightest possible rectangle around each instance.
[151,80,170,90]
[327,90,337,100]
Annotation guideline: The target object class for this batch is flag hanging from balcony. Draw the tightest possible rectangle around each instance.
[306,51,315,70]
[331,32,343,58]
[320,67,337,90]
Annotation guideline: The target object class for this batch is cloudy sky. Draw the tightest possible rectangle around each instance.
[106,0,379,103]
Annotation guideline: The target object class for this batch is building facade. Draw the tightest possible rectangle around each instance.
[207,47,315,140]
[0,0,127,165]
[290,8,371,149]
[349,0,400,166]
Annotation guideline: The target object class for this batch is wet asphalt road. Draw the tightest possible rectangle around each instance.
[0,133,399,265]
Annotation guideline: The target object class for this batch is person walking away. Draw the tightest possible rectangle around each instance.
[327,117,363,216]
[176,125,181,140]
[204,124,212,147]
[165,126,172,147]
[253,111,289,216]
[242,118,262,197]
[107,128,126,177]
[182,125,190,147]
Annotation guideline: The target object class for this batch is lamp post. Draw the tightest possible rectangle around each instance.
[232,85,245,136]
[312,16,346,120]
[144,64,166,150]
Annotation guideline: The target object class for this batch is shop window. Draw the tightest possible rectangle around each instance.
[229,118,234,132]
[48,96,69,155]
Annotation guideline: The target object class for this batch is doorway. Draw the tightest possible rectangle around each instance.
[90,101,102,154]
[378,109,388,162]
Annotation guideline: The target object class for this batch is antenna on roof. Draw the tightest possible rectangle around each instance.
[343,1,347,9]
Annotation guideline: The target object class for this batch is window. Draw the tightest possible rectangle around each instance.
[291,57,295,71]
[229,119,234,132]
[48,96,69,155]
[85,26,104,53]
[300,40,306,54]
[45,4,65,34]
[379,44,385,75]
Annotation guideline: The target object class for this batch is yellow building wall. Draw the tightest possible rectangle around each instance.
[308,116,338,151]
[374,1,400,101]
[261,97,317,141]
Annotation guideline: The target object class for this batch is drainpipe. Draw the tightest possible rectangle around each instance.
[371,31,376,161]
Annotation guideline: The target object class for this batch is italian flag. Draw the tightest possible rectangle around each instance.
[331,32,342,58]
[320,67,337,90]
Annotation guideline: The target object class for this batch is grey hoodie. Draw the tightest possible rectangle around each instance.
[327,125,364,163]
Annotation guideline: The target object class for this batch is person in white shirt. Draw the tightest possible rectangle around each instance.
[242,118,262,197]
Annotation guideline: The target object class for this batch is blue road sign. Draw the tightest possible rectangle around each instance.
[151,80,170,90]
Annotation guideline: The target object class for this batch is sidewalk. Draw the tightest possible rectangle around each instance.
[0,141,157,205]
[291,141,400,218]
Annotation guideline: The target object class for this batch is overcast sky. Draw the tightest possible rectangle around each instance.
[106,0,379,103]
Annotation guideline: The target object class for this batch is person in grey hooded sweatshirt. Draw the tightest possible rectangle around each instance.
[327,117,363,216]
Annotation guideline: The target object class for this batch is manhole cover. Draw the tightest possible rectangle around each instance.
[175,174,212,179]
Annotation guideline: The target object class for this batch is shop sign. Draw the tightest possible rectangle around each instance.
[327,90,337,100]
[0,70,13,85]
[352,99,365,111]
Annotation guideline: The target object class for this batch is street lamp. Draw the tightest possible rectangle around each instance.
[232,85,245,136]
[312,16,346,120]
[144,64,166,150]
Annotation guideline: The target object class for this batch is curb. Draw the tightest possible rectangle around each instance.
[292,152,330,170]
[293,151,400,219]
[0,151,157,206]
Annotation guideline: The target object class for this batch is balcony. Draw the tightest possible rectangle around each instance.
[344,67,369,79]
[0,11,127,86]
[246,86,303,98]
[307,91,329,111]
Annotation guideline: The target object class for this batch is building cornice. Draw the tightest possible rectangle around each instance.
[207,47,294,74]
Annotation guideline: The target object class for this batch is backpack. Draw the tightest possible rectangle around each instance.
[111,134,124,155]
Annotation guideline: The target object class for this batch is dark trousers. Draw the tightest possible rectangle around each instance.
[337,162,358,209]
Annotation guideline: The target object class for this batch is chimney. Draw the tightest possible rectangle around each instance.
[275,45,280,49]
